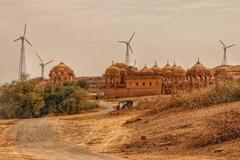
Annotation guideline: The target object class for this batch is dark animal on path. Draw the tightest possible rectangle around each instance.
[115,100,133,111]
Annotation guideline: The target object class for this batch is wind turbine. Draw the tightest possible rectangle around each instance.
[14,24,32,81]
[35,52,54,80]
[219,40,236,66]
[118,32,135,65]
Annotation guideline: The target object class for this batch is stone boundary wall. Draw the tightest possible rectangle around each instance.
[100,87,161,98]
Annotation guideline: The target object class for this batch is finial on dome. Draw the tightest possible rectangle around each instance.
[167,60,169,65]
[197,58,200,64]
[173,61,176,66]
[112,60,115,65]
[155,60,157,66]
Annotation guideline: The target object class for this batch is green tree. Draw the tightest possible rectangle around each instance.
[42,84,88,115]
[0,81,44,118]
[77,80,89,89]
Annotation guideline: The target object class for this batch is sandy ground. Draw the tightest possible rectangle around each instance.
[9,118,124,160]
[0,120,39,160]
[0,96,240,160]
[0,101,125,160]
[56,98,240,160]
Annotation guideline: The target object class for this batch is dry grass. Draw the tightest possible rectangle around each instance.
[193,110,240,147]
[167,81,240,110]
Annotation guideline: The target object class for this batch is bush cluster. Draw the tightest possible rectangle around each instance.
[0,81,44,118]
[168,80,240,109]
[0,81,98,119]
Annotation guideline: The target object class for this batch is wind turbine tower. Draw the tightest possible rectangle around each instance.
[35,52,54,80]
[14,24,32,81]
[118,32,135,65]
[219,40,236,66]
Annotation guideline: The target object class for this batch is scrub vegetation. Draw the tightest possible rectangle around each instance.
[168,80,240,109]
[0,81,98,119]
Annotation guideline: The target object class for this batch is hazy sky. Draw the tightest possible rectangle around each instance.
[0,0,240,83]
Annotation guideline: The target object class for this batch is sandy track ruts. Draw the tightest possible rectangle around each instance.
[9,118,125,160]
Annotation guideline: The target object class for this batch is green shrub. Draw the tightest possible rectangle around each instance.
[42,84,86,115]
[0,81,45,118]
[0,80,97,119]
[77,80,89,89]
[81,101,99,110]
[40,83,97,115]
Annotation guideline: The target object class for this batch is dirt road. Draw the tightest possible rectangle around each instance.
[1,100,124,160]
[9,117,124,160]
[2,97,239,160]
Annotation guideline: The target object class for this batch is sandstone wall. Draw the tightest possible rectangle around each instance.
[100,87,161,98]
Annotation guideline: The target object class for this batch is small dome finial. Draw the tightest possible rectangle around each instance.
[112,60,115,65]
[155,60,157,66]
[167,60,169,65]
[197,58,200,64]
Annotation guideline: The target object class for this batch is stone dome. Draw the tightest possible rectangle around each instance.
[171,62,178,72]
[114,63,130,71]
[150,62,162,75]
[174,66,186,76]
[190,59,207,74]
[119,68,127,76]
[49,62,75,84]
[105,65,121,76]
[128,67,139,75]
[162,63,173,76]
[178,66,186,74]
[139,65,154,75]
[52,62,74,75]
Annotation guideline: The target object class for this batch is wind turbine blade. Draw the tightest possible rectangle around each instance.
[219,40,226,47]
[129,44,133,54]
[24,24,27,36]
[44,60,54,66]
[226,44,236,48]
[118,41,128,44]
[24,38,32,47]
[128,32,135,43]
[14,37,21,42]
[35,52,44,63]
